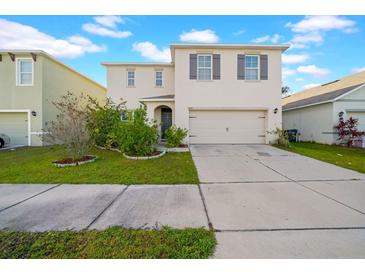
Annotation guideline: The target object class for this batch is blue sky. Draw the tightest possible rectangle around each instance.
[1,15,364,92]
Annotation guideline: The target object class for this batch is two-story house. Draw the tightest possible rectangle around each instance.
[0,50,106,146]
[103,43,289,144]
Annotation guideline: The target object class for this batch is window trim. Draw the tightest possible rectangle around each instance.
[197,54,213,81]
[16,58,34,86]
[126,69,135,88]
[155,70,163,87]
[244,54,260,81]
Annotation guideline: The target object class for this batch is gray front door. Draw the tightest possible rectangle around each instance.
[161,108,172,139]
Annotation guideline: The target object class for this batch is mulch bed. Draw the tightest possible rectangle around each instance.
[53,155,96,165]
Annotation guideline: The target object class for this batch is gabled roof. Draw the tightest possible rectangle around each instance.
[282,70,365,111]
[282,84,364,111]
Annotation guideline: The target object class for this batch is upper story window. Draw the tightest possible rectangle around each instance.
[127,70,135,87]
[155,70,163,87]
[244,55,259,80]
[197,54,212,80]
[16,58,33,86]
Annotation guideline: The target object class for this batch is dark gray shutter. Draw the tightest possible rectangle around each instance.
[212,54,220,80]
[260,54,268,80]
[237,54,245,80]
[189,54,197,80]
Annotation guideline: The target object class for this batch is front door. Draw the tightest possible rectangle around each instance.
[161,108,172,139]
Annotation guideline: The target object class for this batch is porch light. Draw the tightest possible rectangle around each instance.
[31,111,37,117]
[274,108,278,114]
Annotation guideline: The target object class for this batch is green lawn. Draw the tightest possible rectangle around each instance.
[277,142,365,173]
[0,146,199,184]
[0,227,216,259]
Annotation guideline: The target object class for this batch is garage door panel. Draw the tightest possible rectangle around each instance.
[0,113,28,145]
[189,110,266,144]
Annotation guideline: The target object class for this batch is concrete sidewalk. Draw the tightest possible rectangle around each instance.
[0,184,208,232]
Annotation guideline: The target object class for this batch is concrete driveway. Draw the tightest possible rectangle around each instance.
[191,144,365,258]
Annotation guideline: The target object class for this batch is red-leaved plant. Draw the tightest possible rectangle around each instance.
[334,112,365,147]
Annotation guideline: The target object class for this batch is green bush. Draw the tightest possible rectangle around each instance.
[87,98,126,148]
[165,126,188,148]
[120,106,159,156]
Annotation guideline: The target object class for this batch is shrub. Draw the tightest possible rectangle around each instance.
[268,127,290,148]
[120,106,159,156]
[87,97,126,148]
[43,91,93,160]
[165,126,188,148]
[334,112,365,147]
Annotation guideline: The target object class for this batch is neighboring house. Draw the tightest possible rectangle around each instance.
[103,43,289,144]
[0,50,106,146]
[282,70,365,144]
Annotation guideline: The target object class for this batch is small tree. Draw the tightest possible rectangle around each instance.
[282,86,291,96]
[268,127,290,148]
[120,105,159,156]
[334,112,365,147]
[43,91,94,160]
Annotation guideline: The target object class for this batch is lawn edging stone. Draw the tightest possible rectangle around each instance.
[53,155,98,168]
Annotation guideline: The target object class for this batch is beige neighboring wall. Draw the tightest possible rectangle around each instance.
[0,51,106,146]
[174,48,283,144]
[104,63,174,109]
[42,55,106,135]
[0,53,43,146]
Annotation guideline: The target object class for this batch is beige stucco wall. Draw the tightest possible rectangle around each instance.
[42,56,106,138]
[283,103,335,144]
[106,65,175,109]
[173,48,283,144]
[0,53,44,145]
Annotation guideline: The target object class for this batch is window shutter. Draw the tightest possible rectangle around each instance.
[213,54,221,80]
[189,54,197,80]
[237,54,245,80]
[260,55,268,80]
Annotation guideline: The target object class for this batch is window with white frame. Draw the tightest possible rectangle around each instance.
[197,54,212,80]
[16,59,33,86]
[127,70,135,87]
[244,55,259,80]
[155,70,163,87]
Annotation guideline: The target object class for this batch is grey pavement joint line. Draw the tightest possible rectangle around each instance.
[86,185,130,229]
[214,227,365,233]
[198,184,214,230]
[295,182,365,216]
[0,184,62,214]
[245,153,295,182]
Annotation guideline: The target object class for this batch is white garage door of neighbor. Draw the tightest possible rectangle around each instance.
[348,111,365,132]
[189,110,266,144]
[0,113,28,145]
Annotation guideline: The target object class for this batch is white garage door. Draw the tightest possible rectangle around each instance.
[0,113,28,145]
[189,110,266,144]
[347,111,365,132]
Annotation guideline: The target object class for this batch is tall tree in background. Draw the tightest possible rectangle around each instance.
[282,86,291,96]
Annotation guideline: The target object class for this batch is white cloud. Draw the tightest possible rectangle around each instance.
[290,32,323,48]
[282,68,296,79]
[282,53,309,65]
[0,18,105,59]
[233,29,245,36]
[132,41,171,62]
[179,29,219,43]
[286,16,357,33]
[352,67,365,73]
[295,78,304,82]
[93,16,124,28]
[303,83,320,90]
[252,34,281,44]
[297,65,330,78]
[82,23,132,38]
